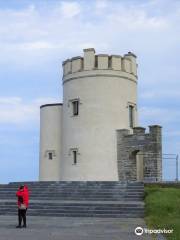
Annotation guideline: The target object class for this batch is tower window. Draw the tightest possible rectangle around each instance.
[69,148,79,165]
[95,55,98,68]
[129,105,134,128]
[48,152,53,160]
[108,56,112,68]
[45,150,56,160]
[72,100,79,116]
[73,150,77,164]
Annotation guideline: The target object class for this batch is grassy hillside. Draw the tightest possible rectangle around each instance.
[145,184,180,240]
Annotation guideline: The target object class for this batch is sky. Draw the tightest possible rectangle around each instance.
[0,0,179,183]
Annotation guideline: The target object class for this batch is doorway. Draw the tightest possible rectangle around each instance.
[136,151,144,181]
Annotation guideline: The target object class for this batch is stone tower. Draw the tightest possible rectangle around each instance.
[39,48,162,182]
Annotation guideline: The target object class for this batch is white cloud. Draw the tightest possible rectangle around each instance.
[139,107,180,124]
[20,41,55,50]
[94,0,108,14]
[0,2,179,127]
[34,97,61,106]
[95,0,108,10]
[59,1,81,18]
[164,130,180,137]
[0,97,22,104]
[0,0,176,59]
[0,97,59,124]
[107,7,168,31]
[140,90,180,100]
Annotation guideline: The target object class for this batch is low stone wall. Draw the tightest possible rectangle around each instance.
[117,125,162,182]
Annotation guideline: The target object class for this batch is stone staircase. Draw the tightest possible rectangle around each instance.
[0,181,144,218]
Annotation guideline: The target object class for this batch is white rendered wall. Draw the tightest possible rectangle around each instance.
[39,104,62,181]
[61,49,138,181]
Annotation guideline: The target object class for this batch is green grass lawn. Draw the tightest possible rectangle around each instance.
[144,184,180,240]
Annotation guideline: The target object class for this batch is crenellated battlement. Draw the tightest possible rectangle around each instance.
[62,48,137,77]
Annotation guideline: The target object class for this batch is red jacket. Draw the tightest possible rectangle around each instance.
[16,185,29,208]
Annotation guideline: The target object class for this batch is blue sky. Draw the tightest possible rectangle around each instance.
[0,0,179,183]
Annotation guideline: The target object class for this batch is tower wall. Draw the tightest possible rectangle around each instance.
[39,104,62,181]
[61,48,138,181]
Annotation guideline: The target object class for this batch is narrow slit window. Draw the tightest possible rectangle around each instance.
[72,100,79,116]
[108,57,112,69]
[95,55,98,68]
[73,150,77,165]
[129,105,134,128]
[48,152,53,160]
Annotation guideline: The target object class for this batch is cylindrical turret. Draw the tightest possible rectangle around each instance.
[61,48,138,181]
[39,104,62,181]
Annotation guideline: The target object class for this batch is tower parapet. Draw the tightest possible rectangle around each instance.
[62,48,137,79]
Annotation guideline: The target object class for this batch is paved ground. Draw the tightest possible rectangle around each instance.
[0,215,154,240]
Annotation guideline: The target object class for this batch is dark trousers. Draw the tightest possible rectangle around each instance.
[18,208,27,226]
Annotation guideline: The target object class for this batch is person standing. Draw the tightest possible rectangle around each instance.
[16,185,29,228]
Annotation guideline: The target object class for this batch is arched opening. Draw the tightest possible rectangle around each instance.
[130,150,144,181]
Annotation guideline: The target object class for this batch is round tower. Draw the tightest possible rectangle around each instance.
[61,48,138,181]
[39,104,62,181]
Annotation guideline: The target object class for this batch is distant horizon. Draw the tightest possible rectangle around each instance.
[0,0,179,183]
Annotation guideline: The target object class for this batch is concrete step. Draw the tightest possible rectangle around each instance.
[0,196,144,200]
[0,207,144,212]
[11,188,143,191]
[0,197,143,202]
[0,205,144,216]
[7,182,144,188]
[0,201,144,205]
[0,203,144,208]
[0,185,144,189]
[0,191,144,195]
[0,181,144,218]
[0,191,144,196]
[8,181,144,184]
[0,184,144,187]
[1,212,144,218]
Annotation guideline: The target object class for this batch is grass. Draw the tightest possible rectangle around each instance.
[144,185,180,240]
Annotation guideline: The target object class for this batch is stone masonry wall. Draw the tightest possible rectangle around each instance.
[116,125,162,182]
